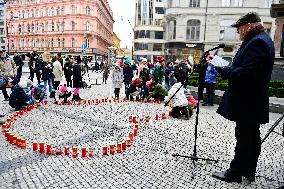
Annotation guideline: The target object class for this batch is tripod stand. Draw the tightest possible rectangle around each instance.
[170,53,218,179]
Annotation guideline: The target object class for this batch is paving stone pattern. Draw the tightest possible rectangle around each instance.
[0,72,283,189]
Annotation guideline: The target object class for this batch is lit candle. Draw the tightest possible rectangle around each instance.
[117,144,122,153]
[110,145,115,155]
[39,142,45,153]
[122,142,126,150]
[33,142,38,151]
[102,146,108,155]
[129,116,133,123]
[82,147,87,158]
[72,147,78,158]
[46,144,52,155]
[64,146,70,156]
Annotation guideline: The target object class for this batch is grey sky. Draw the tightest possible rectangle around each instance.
[108,0,135,49]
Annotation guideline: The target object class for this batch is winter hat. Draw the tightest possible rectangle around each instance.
[26,79,34,88]
[18,81,27,89]
[231,12,261,28]
[0,75,8,89]
[124,59,131,65]
[133,77,141,86]
[156,56,164,63]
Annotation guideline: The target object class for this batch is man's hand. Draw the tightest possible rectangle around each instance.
[215,66,223,73]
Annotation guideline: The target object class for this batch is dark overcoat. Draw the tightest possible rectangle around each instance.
[217,31,275,124]
[73,63,82,88]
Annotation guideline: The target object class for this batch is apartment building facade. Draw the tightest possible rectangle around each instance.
[5,0,114,58]
[0,0,5,49]
[134,0,167,62]
[163,0,277,63]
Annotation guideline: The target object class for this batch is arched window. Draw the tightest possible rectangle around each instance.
[62,38,65,47]
[18,24,21,33]
[71,5,76,14]
[189,0,200,7]
[51,7,55,16]
[71,21,76,31]
[56,6,60,16]
[51,38,54,47]
[86,21,90,31]
[71,38,75,47]
[27,24,31,32]
[168,20,176,40]
[57,22,60,31]
[31,23,35,32]
[51,22,55,31]
[86,6,91,16]
[222,0,243,7]
[61,21,65,32]
[186,19,200,41]
[61,6,65,15]
[57,38,60,47]
[41,39,44,47]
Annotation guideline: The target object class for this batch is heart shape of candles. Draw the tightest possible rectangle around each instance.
[2,98,170,158]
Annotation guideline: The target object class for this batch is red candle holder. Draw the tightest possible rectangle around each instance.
[169,110,172,117]
[72,147,78,158]
[110,145,115,155]
[117,144,122,153]
[133,117,137,124]
[56,149,62,155]
[92,100,95,104]
[67,101,71,105]
[88,100,91,104]
[46,144,52,155]
[129,133,134,141]
[16,137,22,147]
[162,113,166,119]
[39,142,45,153]
[2,128,8,135]
[102,146,108,155]
[33,142,38,151]
[88,148,93,157]
[64,146,70,156]
[109,99,112,103]
[12,135,17,145]
[82,147,87,158]
[155,114,159,121]
[134,124,139,130]
[126,139,131,147]
[102,99,105,103]
[21,139,27,149]
[122,142,126,150]
[129,116,133,123]
[145,115,150,122]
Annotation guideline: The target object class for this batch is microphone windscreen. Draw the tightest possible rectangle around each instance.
[219,44,226,48]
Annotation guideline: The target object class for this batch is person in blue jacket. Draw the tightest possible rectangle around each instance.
[203,62,219,106]
[212,12,275,183]
[9,81,31,111]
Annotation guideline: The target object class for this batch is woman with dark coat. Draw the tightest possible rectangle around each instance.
[64,58,73,87]
[72,56,83,101]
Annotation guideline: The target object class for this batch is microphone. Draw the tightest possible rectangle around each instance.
[205,44,225,53]
[282,122,284,137]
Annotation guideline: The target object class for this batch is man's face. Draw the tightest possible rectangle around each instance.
[6,81,14,88]
[237,23,251,41]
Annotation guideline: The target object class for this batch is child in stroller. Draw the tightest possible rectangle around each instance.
[164,82,193,119]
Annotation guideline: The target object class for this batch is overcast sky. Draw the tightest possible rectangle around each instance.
[108,0,136,49]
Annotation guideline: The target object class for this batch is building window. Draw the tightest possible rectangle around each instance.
[189,0,200,7]
[186,19,200,41]
[86,21,90,31]
[71,38,75,47]
[62,38,65,47]
[56,6,60,16]
[222,0,243,7]
[264,0,273,8]
[51,22,55,31]
[86,38,90,48]
[41,23,44,32]
[27,24,31,32]
[71,5,76,14]
[31,24,35,32]
[61,21,65,32]
[21,10,25,18]
[155,31,164,39]
[61,7,65,15]
[71,21,76,31]
[155,7,164,14]
[51,39,54,47]
[51,7,55,16]
[18,24,21,33]
[57,38,60,47]
[86,6,91,16]
[168,20,176,40]
[57,22,60,31]
[219,20,237,41]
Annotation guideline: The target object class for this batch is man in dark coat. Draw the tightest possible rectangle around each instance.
[72,56,83,100]
[212,12,275,183]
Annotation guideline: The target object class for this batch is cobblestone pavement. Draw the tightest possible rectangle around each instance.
[0,72,283,189]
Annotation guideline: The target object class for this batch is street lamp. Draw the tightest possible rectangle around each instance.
[6,16,19,54]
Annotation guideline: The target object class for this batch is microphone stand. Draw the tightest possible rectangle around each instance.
[261,114,284,144]
[171,52,218,179]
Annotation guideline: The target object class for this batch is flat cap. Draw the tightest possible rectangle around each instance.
[231,12,261,28]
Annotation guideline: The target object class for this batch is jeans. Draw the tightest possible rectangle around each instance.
[44,79,53,93]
